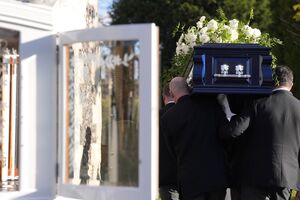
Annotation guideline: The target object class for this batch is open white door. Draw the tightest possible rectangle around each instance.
[56,24,159,200]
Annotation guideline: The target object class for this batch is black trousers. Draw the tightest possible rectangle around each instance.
[159,185,178,200]
[240,186,291,200]
[230,187,242,200]
[192,189,227,200]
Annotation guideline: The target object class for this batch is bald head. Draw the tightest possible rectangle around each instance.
[169,77,190,102]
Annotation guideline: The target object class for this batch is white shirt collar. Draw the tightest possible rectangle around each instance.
[166,101,175,104]
[272,87,290,92]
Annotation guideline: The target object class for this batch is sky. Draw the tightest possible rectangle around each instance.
[98,0,113,25]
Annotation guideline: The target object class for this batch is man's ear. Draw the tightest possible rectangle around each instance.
[169,90,174,98]
[289,82,293,91]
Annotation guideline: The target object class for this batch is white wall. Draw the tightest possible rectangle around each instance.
[53,0,98,32]
[0,0,104,199]
[0,1,56,199]
[0,20,57,200]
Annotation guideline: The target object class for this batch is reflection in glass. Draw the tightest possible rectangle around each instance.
[0,28,20,191]
[64,40,139,187]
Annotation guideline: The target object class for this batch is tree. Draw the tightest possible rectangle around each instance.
[293,3,300,21]
[220,0,272,32]
[110,0,272,86]
[269,0,300,98]
[110,0,219,84]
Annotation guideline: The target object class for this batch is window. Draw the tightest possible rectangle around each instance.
[64,40,140,187]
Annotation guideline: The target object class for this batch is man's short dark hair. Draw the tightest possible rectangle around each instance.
[275,65,293,86]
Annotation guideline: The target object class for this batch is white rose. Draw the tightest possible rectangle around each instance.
[252,28,261,38]
[181,45,190,54]
[178,33,184,44]
[229,19,239,30]
[229,29,239,41]
[196,21,203,29]
[244,25,254,37]
[176,43,190,55]
[175,45,181,55]
[176,41,182,54]
[207,19,218,31]
[197,16,206,28]
[200,27,208,34]
[185,30,197,46]
[199,16,206,22]
[199,34,210,43]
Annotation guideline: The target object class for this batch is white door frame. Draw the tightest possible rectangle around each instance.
[56,23,160,200]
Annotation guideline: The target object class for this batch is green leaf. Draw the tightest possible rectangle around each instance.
[293,4,300,11]
[247,8,254,25]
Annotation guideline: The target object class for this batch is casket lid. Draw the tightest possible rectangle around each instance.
[194,43,270,51]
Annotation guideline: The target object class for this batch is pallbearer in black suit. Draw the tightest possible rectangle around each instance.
[220,66,300,200]
[161,77,229,200]
[159,84,177,200]
[160,84,176,116]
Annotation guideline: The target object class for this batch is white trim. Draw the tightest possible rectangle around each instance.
[149,23,159,200]
[55,196,81,200]
[0,0,53,31]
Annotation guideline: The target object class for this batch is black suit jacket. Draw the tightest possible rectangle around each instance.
[159,102,177,187]
[161,95,229,200]
[221,90,300,190]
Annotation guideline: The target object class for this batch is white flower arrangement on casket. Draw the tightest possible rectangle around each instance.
[172,9,282,70]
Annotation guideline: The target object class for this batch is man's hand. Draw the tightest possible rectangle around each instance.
[217,94,235,120]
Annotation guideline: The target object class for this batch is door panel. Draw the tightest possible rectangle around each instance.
[57,24,159,200]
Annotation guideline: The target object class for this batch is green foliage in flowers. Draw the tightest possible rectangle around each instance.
[162,53,192,87]
[171,9,282,73]
[293,3,300,21]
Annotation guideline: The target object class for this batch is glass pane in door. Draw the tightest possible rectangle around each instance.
[64,40,139,187]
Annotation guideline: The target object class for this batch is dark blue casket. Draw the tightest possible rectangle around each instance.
[191,43,273,94]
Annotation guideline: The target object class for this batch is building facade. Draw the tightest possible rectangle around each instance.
[0,0,159,199]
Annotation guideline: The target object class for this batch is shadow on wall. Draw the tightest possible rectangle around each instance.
[11,34,57,200]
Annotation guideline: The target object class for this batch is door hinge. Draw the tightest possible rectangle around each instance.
[56,44,59,66]
[55,162,59,183]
